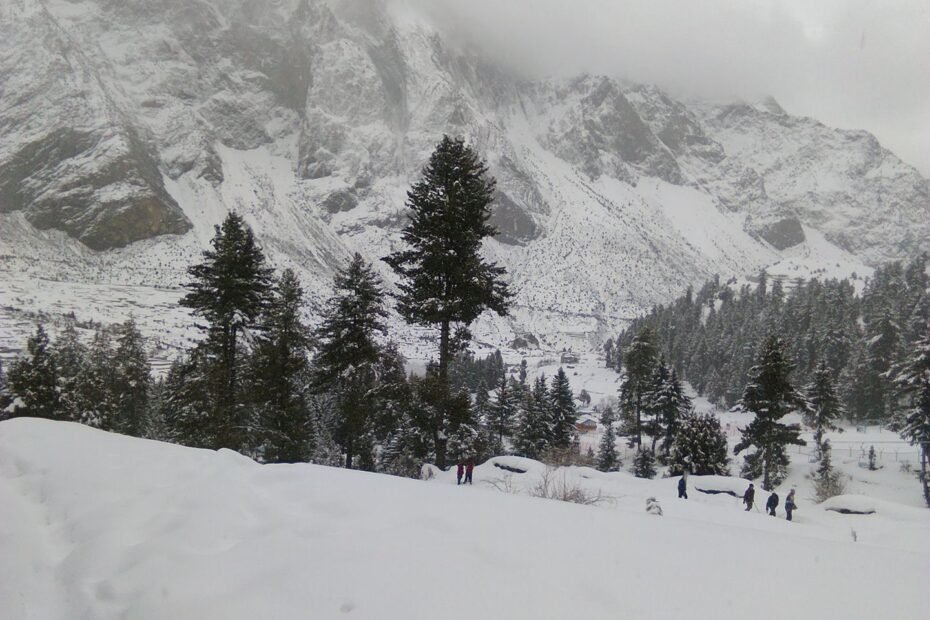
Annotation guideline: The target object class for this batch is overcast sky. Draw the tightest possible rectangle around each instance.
[395,0,929,176]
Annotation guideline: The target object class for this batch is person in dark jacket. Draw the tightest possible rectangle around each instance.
[766,492,779,516]
[464,458,474,485]
[785,489,797,521]
[743,483,755,511]
[456,462,464,485]
[678,475,688,499]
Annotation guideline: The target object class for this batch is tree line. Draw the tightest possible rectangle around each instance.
[0,136,582,477]
[610,258,930,501]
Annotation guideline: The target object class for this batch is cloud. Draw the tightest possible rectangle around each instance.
[392,0,930,176]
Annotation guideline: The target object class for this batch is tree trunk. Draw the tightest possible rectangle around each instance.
[438,319,450,383]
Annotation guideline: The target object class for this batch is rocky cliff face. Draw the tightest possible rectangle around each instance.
[0,0,926,348]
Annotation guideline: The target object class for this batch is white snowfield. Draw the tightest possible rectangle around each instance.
[1,419,928,620]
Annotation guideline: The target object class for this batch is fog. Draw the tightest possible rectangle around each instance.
[392,0,929,176]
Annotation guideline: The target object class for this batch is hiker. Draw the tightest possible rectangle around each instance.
[785,489,797,521]
[465,458,474,485]
[678,475,688,499]
[766,491,779,517]
[743,483,755,511]
[456,462,464,485]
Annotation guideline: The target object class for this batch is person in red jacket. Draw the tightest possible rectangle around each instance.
[465,458,475,485]
[456,462,464,485]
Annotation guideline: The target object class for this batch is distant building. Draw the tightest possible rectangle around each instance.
[575,415,598,433]
[560,352,580,365]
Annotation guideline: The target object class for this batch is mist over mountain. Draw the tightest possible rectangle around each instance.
[0,0,926,353]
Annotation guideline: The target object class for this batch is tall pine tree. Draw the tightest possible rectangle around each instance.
[734,335,807,489]
[180,212,273,450]
[8,325,60,420]
[383,136,510,466]
[805,360,844,460]
[312,254,388,470]
[253,269,313,463]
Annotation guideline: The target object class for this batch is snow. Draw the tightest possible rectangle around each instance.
[1,418,928,619]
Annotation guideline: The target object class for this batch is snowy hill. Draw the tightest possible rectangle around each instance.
[0,0,926,356]
[1,418,928,619]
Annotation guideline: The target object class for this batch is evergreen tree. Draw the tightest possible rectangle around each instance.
[0,360,10,419]
[180,212,273,450]
[548,367,577,449]
[642,359,691,455]
[8,325,60,419]
[487,369,517,455]
[813,440,846,501]
[312,254,388,470]
[806,360,844,459]
[74,327,118,429]
[111,317,151,436]
[252,269,313,463]
[668,413,730,476]
[514,375,551,460]
[734,335,807,489]
[900,379,930,506]
[53,321,87,421]
[620,326,658,446]
[633,448,657,479]
[595,407,620,472]
[383,136,510,466]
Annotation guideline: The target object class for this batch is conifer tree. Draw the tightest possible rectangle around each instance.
[642,359,692,455]
[312,254,388,470]
[252,269,313,463]
[487,370,517,454]
[620,326,658,446]
[813,439,846,501]
[53,321,87,421]
[633,447,657,479]
[734,335,807,489]
[74,327,118,429]
[383,136,511,385]
[384,136,510,467]
[596,407,620,472]
[180,212,273,450]
[514,375,551,460]
[112,317,151,437]
[805,360,844,459]
[8,325,61,419]
[548,367,577,449]
[668,413,730,476]
[900,379,930,506]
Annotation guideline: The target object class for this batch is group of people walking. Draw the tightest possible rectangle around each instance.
[678,476,798,521]
[743,483,797,520]
[456,459,475,485]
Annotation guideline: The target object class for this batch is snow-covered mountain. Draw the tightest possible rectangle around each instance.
[1,0,926,355]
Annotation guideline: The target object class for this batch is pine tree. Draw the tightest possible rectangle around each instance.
[252,269,313,463]
[487,370,517,455]
[813,440,846,501]
[642,359,691,455]
[8,325,61,419]
[806,360,844,460]
[620,326,658,447]
[514,375,551,460]
[596,407,620,472]
[112,317,151,437]
[633,448,657,479]
[180,212,273,450]
[548,367,577,449]
[668,413,730,476]
[312,254,388,469]
[734,335,807,489]
[163,350,214,447]
[383,136,510,466]
[53,321,87,421]
[900,379,930,506]
[74,327,118,429]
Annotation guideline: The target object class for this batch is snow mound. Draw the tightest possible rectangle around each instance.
[1,418,928,620]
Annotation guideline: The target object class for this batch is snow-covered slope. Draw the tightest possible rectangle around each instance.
[0,0,926,355]
[1,418,927,619]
